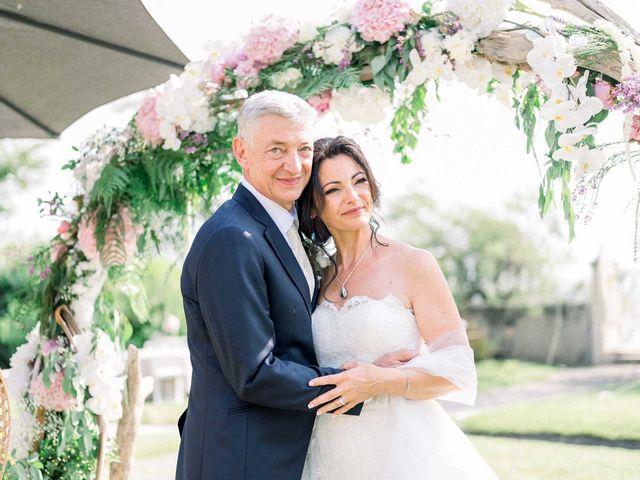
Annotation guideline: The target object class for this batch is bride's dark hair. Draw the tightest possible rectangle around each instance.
[297,136,387,299]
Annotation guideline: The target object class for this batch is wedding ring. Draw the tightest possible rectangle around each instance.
[338,397,346,406]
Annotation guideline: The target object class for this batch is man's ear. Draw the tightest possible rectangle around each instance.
[232,136,247,170]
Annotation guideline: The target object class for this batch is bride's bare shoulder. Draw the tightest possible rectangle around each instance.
[378,238,439,272]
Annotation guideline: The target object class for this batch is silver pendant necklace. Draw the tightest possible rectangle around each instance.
[337,244,371,299]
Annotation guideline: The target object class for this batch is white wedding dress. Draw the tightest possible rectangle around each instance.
[301,294,499,480]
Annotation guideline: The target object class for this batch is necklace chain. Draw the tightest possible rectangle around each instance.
[337,244,371,299]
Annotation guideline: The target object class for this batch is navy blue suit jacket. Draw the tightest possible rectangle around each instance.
[176,184,360,480]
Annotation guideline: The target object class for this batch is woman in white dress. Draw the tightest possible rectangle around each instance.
[297,136,499,480]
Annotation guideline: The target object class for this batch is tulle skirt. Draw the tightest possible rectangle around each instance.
[301,395,499,480]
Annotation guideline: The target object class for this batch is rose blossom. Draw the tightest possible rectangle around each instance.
[135,90,163,146]
[57,221,71,235]
[350,0,416,43]
[307,90,332,115]
[594,80,615,109]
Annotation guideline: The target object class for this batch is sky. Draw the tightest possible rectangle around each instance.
[2,0,640,293]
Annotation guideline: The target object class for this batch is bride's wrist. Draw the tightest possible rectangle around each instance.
[378,367,406,396]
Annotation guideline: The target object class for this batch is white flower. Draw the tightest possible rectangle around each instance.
[574,147,605,178]
[527,35,576,88]
[298,18,322,43]
[405,49,453,87]
[553,127,597,161]
[270,67,303,90]
[8,402,39,460]
[330,0,358,24]
[330,85,392,124]
[70,266,107,329]
[441,29,476,64]
[492,62,517,86]
[492,83,513,107]
[155,74,216,151]
[7,325,40,400]
[418,29,444,57]
[446,0,514,38]
[313,25,362,65]
[455,57,493,92]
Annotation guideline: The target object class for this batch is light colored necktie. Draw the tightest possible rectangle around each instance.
[286,223,315,300]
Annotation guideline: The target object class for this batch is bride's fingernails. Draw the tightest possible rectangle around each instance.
[316,410,323,416]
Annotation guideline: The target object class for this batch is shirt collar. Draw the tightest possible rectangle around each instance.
[241,179,296,236]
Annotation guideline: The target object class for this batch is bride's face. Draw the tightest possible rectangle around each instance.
[316,154,372,233]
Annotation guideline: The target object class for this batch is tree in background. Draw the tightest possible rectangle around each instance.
[0,141,44,214]
[385,191,568,313]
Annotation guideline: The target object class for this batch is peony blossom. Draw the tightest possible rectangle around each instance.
[307,90,333,115]
[350,0,416,43]
[135,90,163,147]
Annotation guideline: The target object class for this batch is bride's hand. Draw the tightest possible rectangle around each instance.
[307,362,402,415]
[373,348,418,367]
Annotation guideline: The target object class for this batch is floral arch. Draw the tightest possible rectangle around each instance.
[4,0,640,477]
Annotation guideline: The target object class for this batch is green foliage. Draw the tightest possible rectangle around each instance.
[513,82,541,158]
[0,247,39,367]
[390,84,428,164]
[96,257,185,348]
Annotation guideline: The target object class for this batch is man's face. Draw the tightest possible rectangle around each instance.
[233,114,314,211]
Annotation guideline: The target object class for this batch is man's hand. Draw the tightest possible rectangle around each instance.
[372,348,418,367]
[307,362,401,415]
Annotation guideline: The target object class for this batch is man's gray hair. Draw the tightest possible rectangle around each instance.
[237,90,317,144]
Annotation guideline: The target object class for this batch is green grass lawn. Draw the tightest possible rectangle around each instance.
[135,430,180,461]
[460,387,640,442]
[142,400,188,425]
[470,435,640,480]
[475,359,558,391]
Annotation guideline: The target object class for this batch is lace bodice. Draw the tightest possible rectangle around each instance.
[312,294,423,367]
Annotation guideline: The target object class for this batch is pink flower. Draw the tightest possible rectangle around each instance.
[233,15,299,79]
[307,90,333,116]
[206,60,227,84]
[594,80,615,109]
[135,91,163,146]
[351,0,415,43]
[78,214,100,262]
[630,115,640,143]
[30,371,78,412]
[50,242,68,262]
[42,339,60,355]
[57,221,71,235]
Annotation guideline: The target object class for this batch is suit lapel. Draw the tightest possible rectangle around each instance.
[233,185,312,314]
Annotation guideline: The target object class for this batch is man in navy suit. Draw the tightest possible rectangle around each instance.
[175,91,366,480]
